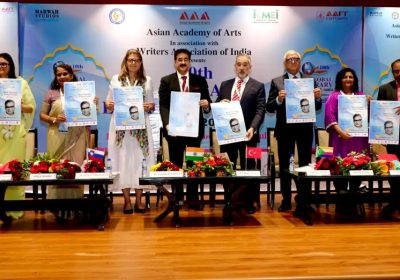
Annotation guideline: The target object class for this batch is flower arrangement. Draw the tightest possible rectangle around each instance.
[186,154,234,177]
[0,159,25,181]
[370,160,395,175]
[315,156,340,175]
[50,159,82,179]
[150,160,180,171]
[28,153,59,174]
[339,151,372,176]
[83,159,105,173]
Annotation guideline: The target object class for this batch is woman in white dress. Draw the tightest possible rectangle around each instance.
[106,49,155,214]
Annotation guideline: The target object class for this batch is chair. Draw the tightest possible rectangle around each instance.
[89,128,98,149]
[25,128,38,160]
[314,127,331,207]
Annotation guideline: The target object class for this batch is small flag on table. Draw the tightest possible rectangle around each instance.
[185,147,205,162]
[246,147,262,159]
[87,148,105,162]
[316,146,334,158]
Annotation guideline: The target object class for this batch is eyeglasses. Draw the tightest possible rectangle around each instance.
[81,107,90,110]
[56,72,70,77]
[385,126,393,129]
[231,122,239,127]
[5,105,14,109]
[285,57,300,63]
[130,111,139,114]
[0,63,9,68]
[354,119,362,122]
[301,104,309,107]
[127,58,141,64]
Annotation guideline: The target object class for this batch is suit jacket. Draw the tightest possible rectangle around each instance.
[378,80,397,101]
[266,73,322,139]
[159,72,211,140]
[216,77,266,142]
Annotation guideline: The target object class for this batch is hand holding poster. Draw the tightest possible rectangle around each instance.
[210,102,246,145]
[0,79,21,125]
[113,86,145,130]
[64,81,97,127]
[168,91,200,137]
[338,95,368,137]
[284,78,316,123]
[369,100,400,144]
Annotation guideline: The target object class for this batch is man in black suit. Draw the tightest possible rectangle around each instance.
[216,53,266,213]
[267,50,322,212]
[377,58,400,219]
[159,48,212,207]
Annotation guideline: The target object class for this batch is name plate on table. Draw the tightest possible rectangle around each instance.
[349,170,374,176]
[389,170,400,175]
[149,171,183,177]
[235,170,261,177]
[29,173,57,180]
[306,170,331,176]
[75,172,110,179]
[0,174,12,181]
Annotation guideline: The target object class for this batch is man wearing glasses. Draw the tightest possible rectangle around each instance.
[4,99,15,115]
[80,101,91,117]
[378,58,400,219]
[300,98,310,113]
[384,120,394,136]
[353,114,363,128]
[129,105,139,121]
[229,118,241,133]
[267,49,322,213]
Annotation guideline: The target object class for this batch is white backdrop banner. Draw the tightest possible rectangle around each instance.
[18,5,363,151]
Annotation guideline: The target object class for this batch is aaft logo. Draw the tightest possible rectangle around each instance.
[179,11,210,25]
[1,6,15,14]
[316,10,348,21]
[301,62,329,75]
[34,9,60,21]
[253,8,279,23]
[109,8,125,24]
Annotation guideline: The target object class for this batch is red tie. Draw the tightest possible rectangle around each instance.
[181,76,188,92]
[397,83,400,101]
[232,79,243,101]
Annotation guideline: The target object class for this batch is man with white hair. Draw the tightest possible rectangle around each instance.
[267,50,322,213]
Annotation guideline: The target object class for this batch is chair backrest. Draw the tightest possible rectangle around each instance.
[90,128,98,149]
[315,127,329,148]
[267,128,298,169]
[371,144,387,157]
[25,128,38,160]
[160,127,169,161]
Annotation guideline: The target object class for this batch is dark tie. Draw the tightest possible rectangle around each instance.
[293,75,298,79]
[181,75,188,92]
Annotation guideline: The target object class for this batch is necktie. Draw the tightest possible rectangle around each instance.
[181,75,188,92]
[293,75,298,79]
[232,79,243,101]
[397,83,400,101]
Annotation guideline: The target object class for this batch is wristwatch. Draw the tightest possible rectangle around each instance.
[52,118,56,124]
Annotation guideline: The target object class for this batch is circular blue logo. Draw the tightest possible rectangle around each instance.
[109,8,125,24]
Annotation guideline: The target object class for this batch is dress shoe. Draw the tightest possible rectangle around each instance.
[134,206,146,214]
[278,201,292,212]
[123,209,134,214]
[381,205,394,220]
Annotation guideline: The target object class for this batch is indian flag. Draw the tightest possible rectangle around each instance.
[316,146,334,158]
[185,147,205,162]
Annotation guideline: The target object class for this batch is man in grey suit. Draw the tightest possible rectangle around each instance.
[378,58,400,219]
[216,53,266,213]
[267,50,322,213]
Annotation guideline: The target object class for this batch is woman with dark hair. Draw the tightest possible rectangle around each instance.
[39,62,98,221]
[325,67,370,216]
[0,52,36,220]
[106,49,155,214]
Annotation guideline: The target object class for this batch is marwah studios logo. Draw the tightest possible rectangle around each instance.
[34,9,60,22]
[253,8,279,23]
[179,11,210,25]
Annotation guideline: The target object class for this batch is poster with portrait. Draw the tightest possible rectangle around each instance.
[0,78,21,125]
[369,100,400,145]
[113,86,145,130]
[168,91,200,137]
[338,95,368,137]
[211,102,246,145]
[284,78,315,123]
[64,81,97,127]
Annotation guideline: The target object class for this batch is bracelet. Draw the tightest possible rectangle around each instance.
[50,117,56,124]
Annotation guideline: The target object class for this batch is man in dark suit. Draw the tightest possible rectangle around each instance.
[377,58,400,219]
[216,53,266,213]
[267,50,322,212]
[159,48,212,207]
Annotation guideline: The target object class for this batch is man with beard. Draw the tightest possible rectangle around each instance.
[159,48,212,208]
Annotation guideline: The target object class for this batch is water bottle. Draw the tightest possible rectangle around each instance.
[106,158,112,176]
[289,154,295,173]
[142,158,148,177]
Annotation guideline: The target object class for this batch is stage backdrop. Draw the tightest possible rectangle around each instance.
[1,2,18,73]
[364,7,400,98]
[18,4,363,152]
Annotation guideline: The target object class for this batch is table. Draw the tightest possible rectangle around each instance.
[289,172,395,225]
[139,176,271,227]
[0,178,113,230]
